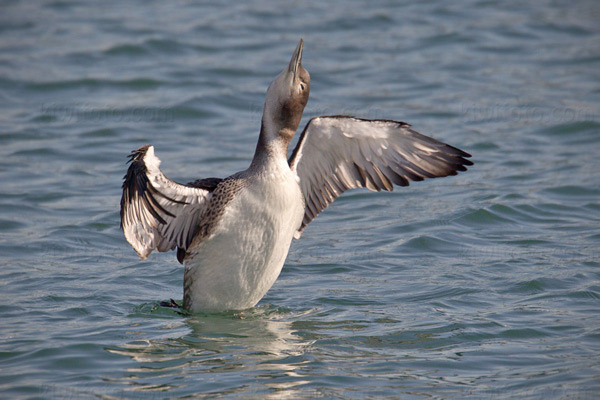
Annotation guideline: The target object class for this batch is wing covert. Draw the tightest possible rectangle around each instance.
[289,116,473,237]
[120,145,219,260]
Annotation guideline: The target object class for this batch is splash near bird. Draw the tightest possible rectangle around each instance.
[120,39,472,313]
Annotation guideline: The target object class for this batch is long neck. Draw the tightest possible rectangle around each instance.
[249,118,292,171]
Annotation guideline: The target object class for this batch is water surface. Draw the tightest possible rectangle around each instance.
[1,0,599,398]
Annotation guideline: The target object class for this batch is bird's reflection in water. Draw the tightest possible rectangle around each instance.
[105,304,316,398]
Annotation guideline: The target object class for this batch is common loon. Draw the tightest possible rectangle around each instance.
[120,39,472,313]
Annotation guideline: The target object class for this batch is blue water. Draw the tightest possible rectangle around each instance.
[1,0,599,398]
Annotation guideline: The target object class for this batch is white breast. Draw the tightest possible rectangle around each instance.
[184,164,304,312]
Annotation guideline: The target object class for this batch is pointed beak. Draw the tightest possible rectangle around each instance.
[287,38,303,77]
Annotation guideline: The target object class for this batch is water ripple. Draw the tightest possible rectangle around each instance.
[1,0,599,398]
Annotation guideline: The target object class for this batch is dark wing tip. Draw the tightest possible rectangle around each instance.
[120,145,162,231]
[126,144,152,164]
[445,144,473,161]
[441,145,474,174]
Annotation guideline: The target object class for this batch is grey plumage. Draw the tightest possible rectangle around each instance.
[288,116,472,236]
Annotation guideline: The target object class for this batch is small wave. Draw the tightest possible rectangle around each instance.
[498,327,550,339]
[103,38,192,56]
[80,128,118,138]
[400,234,464,255]
[27,77,166,91]
[103,43,148,56]
[542,185,600,201]
[541,121,600,137]
[455,206,518,227]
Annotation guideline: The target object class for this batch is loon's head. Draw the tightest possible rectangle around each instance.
[262,39,310,143]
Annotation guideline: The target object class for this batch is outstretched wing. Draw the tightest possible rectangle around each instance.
[120,145,221,260]
[288,116,473,237]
